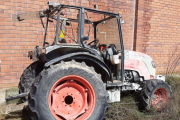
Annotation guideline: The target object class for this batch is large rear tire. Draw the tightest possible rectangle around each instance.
[141,80,172,111]
[28,60,108,120]
[18,61,43,102]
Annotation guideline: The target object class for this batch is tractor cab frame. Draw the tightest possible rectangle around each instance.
[35,1,125,85]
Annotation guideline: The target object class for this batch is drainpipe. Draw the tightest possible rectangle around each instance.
[133,0,139,51]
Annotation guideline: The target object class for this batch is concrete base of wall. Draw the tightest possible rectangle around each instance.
[0,87,18,105]
[0,88,8,105]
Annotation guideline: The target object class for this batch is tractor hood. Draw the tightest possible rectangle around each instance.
[124,50,156,80]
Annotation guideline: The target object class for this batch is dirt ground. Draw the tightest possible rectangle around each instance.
[0,77,180,120]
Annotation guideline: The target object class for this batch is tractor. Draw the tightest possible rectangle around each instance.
[6,1,172,120]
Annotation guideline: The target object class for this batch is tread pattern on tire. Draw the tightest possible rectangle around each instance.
[18,61,43,102]
[28,60,108,120]
[141,79,172,110]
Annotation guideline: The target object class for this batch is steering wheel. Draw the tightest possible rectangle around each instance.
[88,39,99,48]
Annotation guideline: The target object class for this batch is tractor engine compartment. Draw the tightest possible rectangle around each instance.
[124,70,140,83]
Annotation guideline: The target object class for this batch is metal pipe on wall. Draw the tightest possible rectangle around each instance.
[133,0,139,51]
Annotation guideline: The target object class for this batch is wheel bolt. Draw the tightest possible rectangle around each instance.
[71,79,73,82]
[53,109,56,112]
[86,89,88,91]
[85,108,88,111]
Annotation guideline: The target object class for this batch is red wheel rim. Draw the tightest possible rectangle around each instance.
[49,75,96,120]
[151,88,168,111]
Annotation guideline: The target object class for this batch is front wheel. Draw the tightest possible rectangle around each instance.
[28,60,107,120]
[141,80,172,111]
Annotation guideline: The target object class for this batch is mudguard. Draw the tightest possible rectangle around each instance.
[44,52,112,82]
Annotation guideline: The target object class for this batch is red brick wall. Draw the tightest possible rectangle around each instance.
[96,18,122,50]
[135,0,180,74]
[0,0,135,87]
[2,0,179,88]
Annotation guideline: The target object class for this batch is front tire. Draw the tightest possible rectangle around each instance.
[28,60,107,120]
[141,80,172,111]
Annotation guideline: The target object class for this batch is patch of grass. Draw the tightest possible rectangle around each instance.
[106,76,180,120]
[1,77,180,120]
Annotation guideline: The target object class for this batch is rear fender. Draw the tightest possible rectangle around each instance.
[44,52,112,82]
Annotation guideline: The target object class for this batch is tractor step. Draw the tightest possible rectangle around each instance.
[5,93,28,101]
[107,80,122,87]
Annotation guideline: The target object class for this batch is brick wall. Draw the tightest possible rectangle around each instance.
[0,0,135,87]
[135,0,180,74]
[97,18,122,50]
[1,0,179,87]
